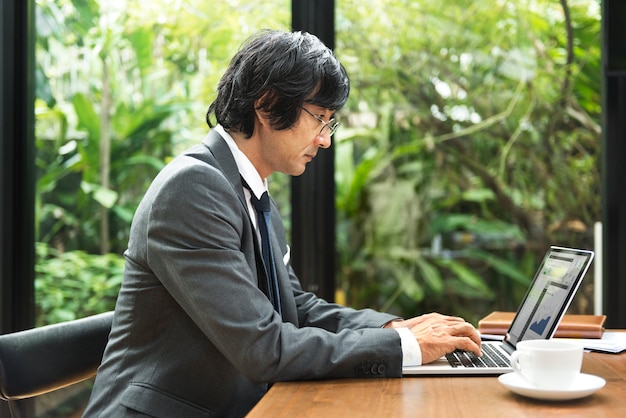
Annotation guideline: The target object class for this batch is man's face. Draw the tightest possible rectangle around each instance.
[256,105,335,177]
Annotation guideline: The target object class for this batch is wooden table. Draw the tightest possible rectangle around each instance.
[247,351,626,417]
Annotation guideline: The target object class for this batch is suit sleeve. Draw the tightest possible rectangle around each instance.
[145,159,404,382]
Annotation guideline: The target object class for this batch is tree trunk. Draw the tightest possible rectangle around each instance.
[99,55,111,255]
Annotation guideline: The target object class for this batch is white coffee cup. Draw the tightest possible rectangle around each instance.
[510,339,583,390]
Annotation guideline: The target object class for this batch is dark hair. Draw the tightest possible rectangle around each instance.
[206,30,350,137]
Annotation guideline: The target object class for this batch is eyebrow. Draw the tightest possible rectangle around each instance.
[317,108,337,120]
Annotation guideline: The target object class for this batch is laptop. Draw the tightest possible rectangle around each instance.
[402,246,594,375]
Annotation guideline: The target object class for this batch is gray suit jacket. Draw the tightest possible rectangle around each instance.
[83,130,403,418]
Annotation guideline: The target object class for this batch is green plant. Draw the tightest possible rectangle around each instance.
[33,0,601,326]
[335,115,534,322]
[334,0,600,321]
[34,0,291,325]
[34,242,124,326]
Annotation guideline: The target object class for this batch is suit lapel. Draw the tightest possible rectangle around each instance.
[199,130,297,323]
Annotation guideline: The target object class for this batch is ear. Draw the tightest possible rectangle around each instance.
[253,90,278,123]
[253,102,268,125]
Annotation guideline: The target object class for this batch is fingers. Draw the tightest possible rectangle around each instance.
[451,322,482,356]
[409,316,482,364]
[452,321,481,345]
[435,321,482,354]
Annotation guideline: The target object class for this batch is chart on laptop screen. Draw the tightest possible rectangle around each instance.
[507,250,590,344]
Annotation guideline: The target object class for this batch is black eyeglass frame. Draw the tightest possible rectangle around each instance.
[300,107,340,137]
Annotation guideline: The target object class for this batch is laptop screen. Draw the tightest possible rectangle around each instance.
[503,246,594,349]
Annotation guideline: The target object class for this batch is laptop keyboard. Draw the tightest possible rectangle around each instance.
[445,344,511,368]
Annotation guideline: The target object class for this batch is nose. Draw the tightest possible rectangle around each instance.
[316,133,332,149]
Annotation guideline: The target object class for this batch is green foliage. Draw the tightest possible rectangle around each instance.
[34,243,124,326]
[34,0,600,325]
[334,0,601,321]
[35,0,291,256]
[34,0,291,321]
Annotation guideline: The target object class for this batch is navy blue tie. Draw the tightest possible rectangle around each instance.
[248,189,282,316]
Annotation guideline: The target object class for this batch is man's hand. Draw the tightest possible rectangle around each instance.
[385,312,482,364]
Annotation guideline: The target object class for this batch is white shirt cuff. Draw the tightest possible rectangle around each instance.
[394,327,422,366]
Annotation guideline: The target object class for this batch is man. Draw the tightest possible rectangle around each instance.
[83,30,481,418]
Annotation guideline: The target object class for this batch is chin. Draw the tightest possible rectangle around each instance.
[279,166,305,176]
[289,166,307,176]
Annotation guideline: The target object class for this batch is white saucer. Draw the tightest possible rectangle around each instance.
[498,372,606,401]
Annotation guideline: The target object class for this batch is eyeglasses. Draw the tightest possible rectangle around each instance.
[300,107,340,137]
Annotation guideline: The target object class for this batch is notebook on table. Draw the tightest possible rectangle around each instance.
[402,246,594,376]
[478,311,606,339]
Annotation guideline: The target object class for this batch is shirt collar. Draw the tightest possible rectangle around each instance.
[215,124,268,198]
